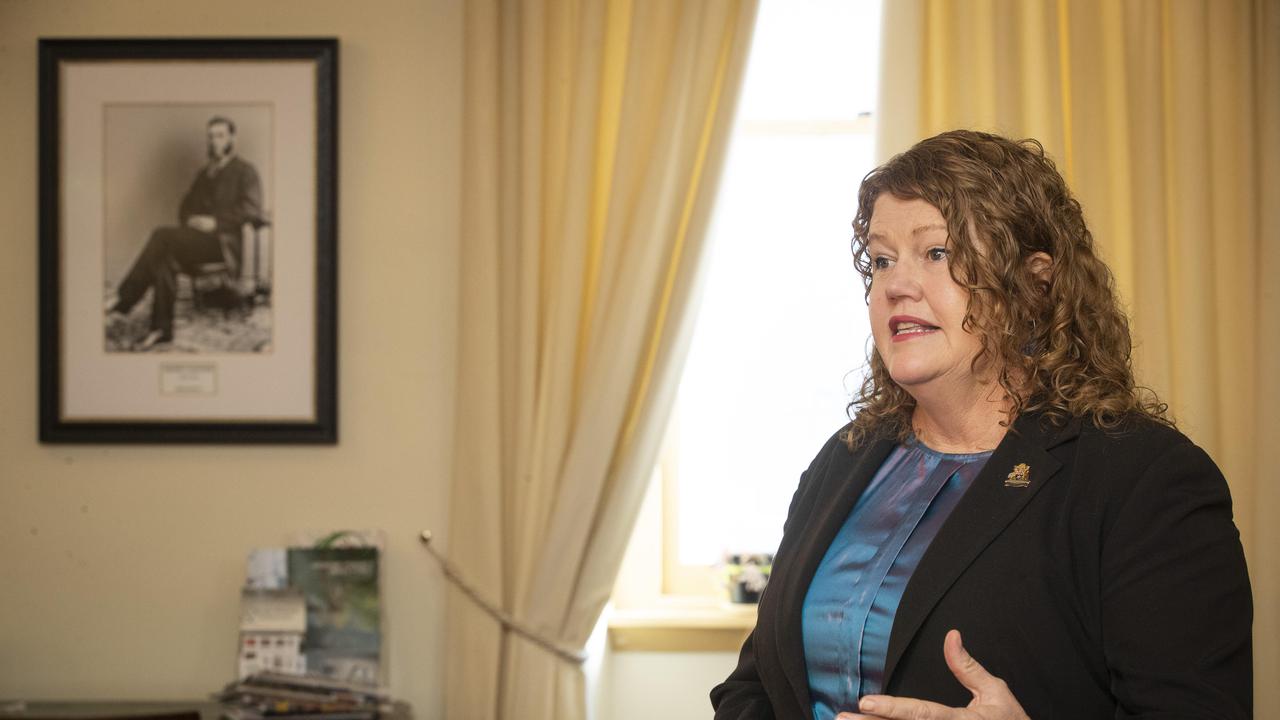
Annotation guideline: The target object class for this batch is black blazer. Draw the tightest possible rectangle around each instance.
[711,412,1252,719]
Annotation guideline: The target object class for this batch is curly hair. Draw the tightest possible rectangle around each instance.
[844,129,1169,448]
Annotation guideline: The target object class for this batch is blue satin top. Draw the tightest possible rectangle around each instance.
[801,440,992,719]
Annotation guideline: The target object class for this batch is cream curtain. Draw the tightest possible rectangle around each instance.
[879,0,1280,714]
[445,1,758,718]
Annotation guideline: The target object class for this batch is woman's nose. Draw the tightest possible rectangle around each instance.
[879,262,923,301]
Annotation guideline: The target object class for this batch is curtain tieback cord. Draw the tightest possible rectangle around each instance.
[419,530,588,665]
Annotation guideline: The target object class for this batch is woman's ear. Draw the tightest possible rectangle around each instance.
[1026,251,1053,291]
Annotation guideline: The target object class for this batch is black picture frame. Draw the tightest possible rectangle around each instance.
[38,38,338,443]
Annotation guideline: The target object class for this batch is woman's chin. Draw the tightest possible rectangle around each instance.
[887,367,939,392]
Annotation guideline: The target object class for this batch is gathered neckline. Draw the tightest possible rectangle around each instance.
[903,435,996,460]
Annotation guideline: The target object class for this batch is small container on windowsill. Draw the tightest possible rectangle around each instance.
[720,553,773,604]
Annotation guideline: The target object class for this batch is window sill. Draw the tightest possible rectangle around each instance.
[607,599,757,652]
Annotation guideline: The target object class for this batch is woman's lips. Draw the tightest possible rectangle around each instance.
[891,325,939,342]
[889,316,940,342]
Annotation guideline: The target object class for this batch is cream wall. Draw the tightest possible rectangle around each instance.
[0,1,462,716]
[600,651,738,720]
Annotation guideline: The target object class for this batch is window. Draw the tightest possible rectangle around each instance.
[613,0,884,606]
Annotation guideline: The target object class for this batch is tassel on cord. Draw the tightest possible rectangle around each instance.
[418,531,588,665]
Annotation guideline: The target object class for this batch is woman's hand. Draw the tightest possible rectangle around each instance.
[836,630,1029,720]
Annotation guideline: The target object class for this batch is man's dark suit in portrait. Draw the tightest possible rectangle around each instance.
[106,115,263,350]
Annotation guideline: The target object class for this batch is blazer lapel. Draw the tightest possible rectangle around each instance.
[880,413,1079,688]
[776,433,895,718]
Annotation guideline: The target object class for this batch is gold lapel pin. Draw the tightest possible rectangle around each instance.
[1005,463,1031,488]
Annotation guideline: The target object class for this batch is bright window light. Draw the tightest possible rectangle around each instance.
[673,0,883,567]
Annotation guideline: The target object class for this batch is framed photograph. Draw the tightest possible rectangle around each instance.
[39,38,338,443]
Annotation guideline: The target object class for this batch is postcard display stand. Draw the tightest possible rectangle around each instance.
[239,542,381,685]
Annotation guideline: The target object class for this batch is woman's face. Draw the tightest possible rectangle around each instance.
[866,194,987,400]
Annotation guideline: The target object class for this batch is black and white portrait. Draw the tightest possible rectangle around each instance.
[103,104,274,353]
[42,40,333,439]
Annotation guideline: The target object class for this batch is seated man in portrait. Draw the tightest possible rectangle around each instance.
[106,114,263,350]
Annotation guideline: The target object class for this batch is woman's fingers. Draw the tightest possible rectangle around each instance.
[835,631,1028,720]
[836,695,961,719]
[942,629,1012,702]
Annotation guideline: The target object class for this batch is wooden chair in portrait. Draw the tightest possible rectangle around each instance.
[188,216,271,314]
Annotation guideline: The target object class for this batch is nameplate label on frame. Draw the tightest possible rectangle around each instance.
[160,363,218,396]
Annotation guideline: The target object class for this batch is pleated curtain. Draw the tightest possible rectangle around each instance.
[879,0,1280,713]
[444,1,758,718]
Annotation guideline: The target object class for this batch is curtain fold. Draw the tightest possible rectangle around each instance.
[446,1,758,717]
[879,0,1280,714]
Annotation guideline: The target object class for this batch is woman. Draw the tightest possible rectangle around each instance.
[710,130,1252,720]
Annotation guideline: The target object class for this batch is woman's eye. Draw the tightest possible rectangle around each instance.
[927,247,949,262]
[871,256,891,271]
